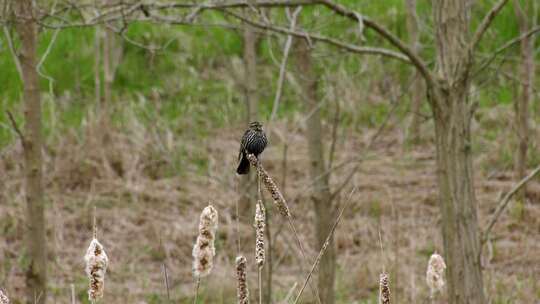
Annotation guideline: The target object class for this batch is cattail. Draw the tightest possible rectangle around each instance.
[192,204,219,278]
[254,201,266,267]
[426,252,446,296]
[379,272,390,304]
[84,238,109,302]
[0,289,9,304]
[247,154,290,217]
[236,256,249,304]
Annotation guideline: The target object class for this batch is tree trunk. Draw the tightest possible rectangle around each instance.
[431,1,485,303]
[238,8,259,221]
[405,0,424,143]
[294,38,335,304]
[103,26,113,105]
[513,0,535,202]
[14,1,47,303]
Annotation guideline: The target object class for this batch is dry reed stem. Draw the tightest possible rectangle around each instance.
[247,154,290,217]
[426,252,446,297]
[247,153,322,304]
[0,289,9,304]
[379,272,390,304]
[293,187,356,304]
[84,238,109,302]
[192,204,218,278]
[254,200,266,267]
[236,256,250,304]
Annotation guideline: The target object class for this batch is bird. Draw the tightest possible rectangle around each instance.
[236,121,268,175]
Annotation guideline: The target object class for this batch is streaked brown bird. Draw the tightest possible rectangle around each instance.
[236,121,267,175]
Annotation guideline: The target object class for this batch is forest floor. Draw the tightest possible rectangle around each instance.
[1,113,539,304]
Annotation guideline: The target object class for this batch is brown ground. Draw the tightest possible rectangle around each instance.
[0,112,539,304]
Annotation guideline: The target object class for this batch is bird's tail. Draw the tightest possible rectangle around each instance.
[236,154,250,175]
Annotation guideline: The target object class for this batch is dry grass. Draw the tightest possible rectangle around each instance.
[0,105,539,303]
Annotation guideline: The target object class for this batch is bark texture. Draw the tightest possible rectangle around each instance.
[14,1,48,302]
[431,1,485,303]
[513,0,535,201]
[295,38,336,304]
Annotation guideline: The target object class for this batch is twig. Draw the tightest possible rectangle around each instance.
[471,0,511,51]
[293,187,357,304]
[37,28,61,95]
[163,263,170,301]
[473,25,540,77]
[269,6,302,122]
[5,110,26,146]
[482,165,540,244]
[2,26,23,81]
[224,10,411,63]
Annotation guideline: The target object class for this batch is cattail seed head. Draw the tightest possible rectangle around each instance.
[84,238,109,302]
[426,252,446,296]
[247,154,290,217]
[0,289,9,304]
[236,256,249,304]
[379,272,390,304]
[254,201,266,267]
[192,204,219,278]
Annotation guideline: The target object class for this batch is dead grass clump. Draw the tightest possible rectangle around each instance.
[84,238,109,302]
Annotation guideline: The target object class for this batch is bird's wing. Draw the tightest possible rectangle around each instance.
[238,129,250,160]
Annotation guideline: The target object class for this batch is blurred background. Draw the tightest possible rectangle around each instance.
[0,0,539,303]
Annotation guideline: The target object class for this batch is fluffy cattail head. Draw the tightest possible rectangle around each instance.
[84,238,109,302]
[379,272,390,304]
[426,252,446,296]
[254,201,266,267]
[247,154,290,217]
[193,204,219,278]
[0,289,9,304]
[236,256,249,304]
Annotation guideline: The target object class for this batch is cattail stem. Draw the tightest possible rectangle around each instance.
[193,278,200,304]
[258,266,263,304]
[247,154,321,304]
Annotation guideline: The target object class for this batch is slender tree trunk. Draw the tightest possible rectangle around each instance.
[295,38,335,304]
[238,8,259,221]
[103,26,113,105]
[431,1,485,303]
[513,0,535,202]
[14,1,47,303]
[405,0,424,143]
[94,26,102,106]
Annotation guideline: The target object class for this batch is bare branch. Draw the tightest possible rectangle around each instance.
[473,25,540,77]
[471,0,511,51]
[482,165,540,244]
[2,26,23,81]
[225,10,411,63]
[317,0,435,86]
[270,6,302,122]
